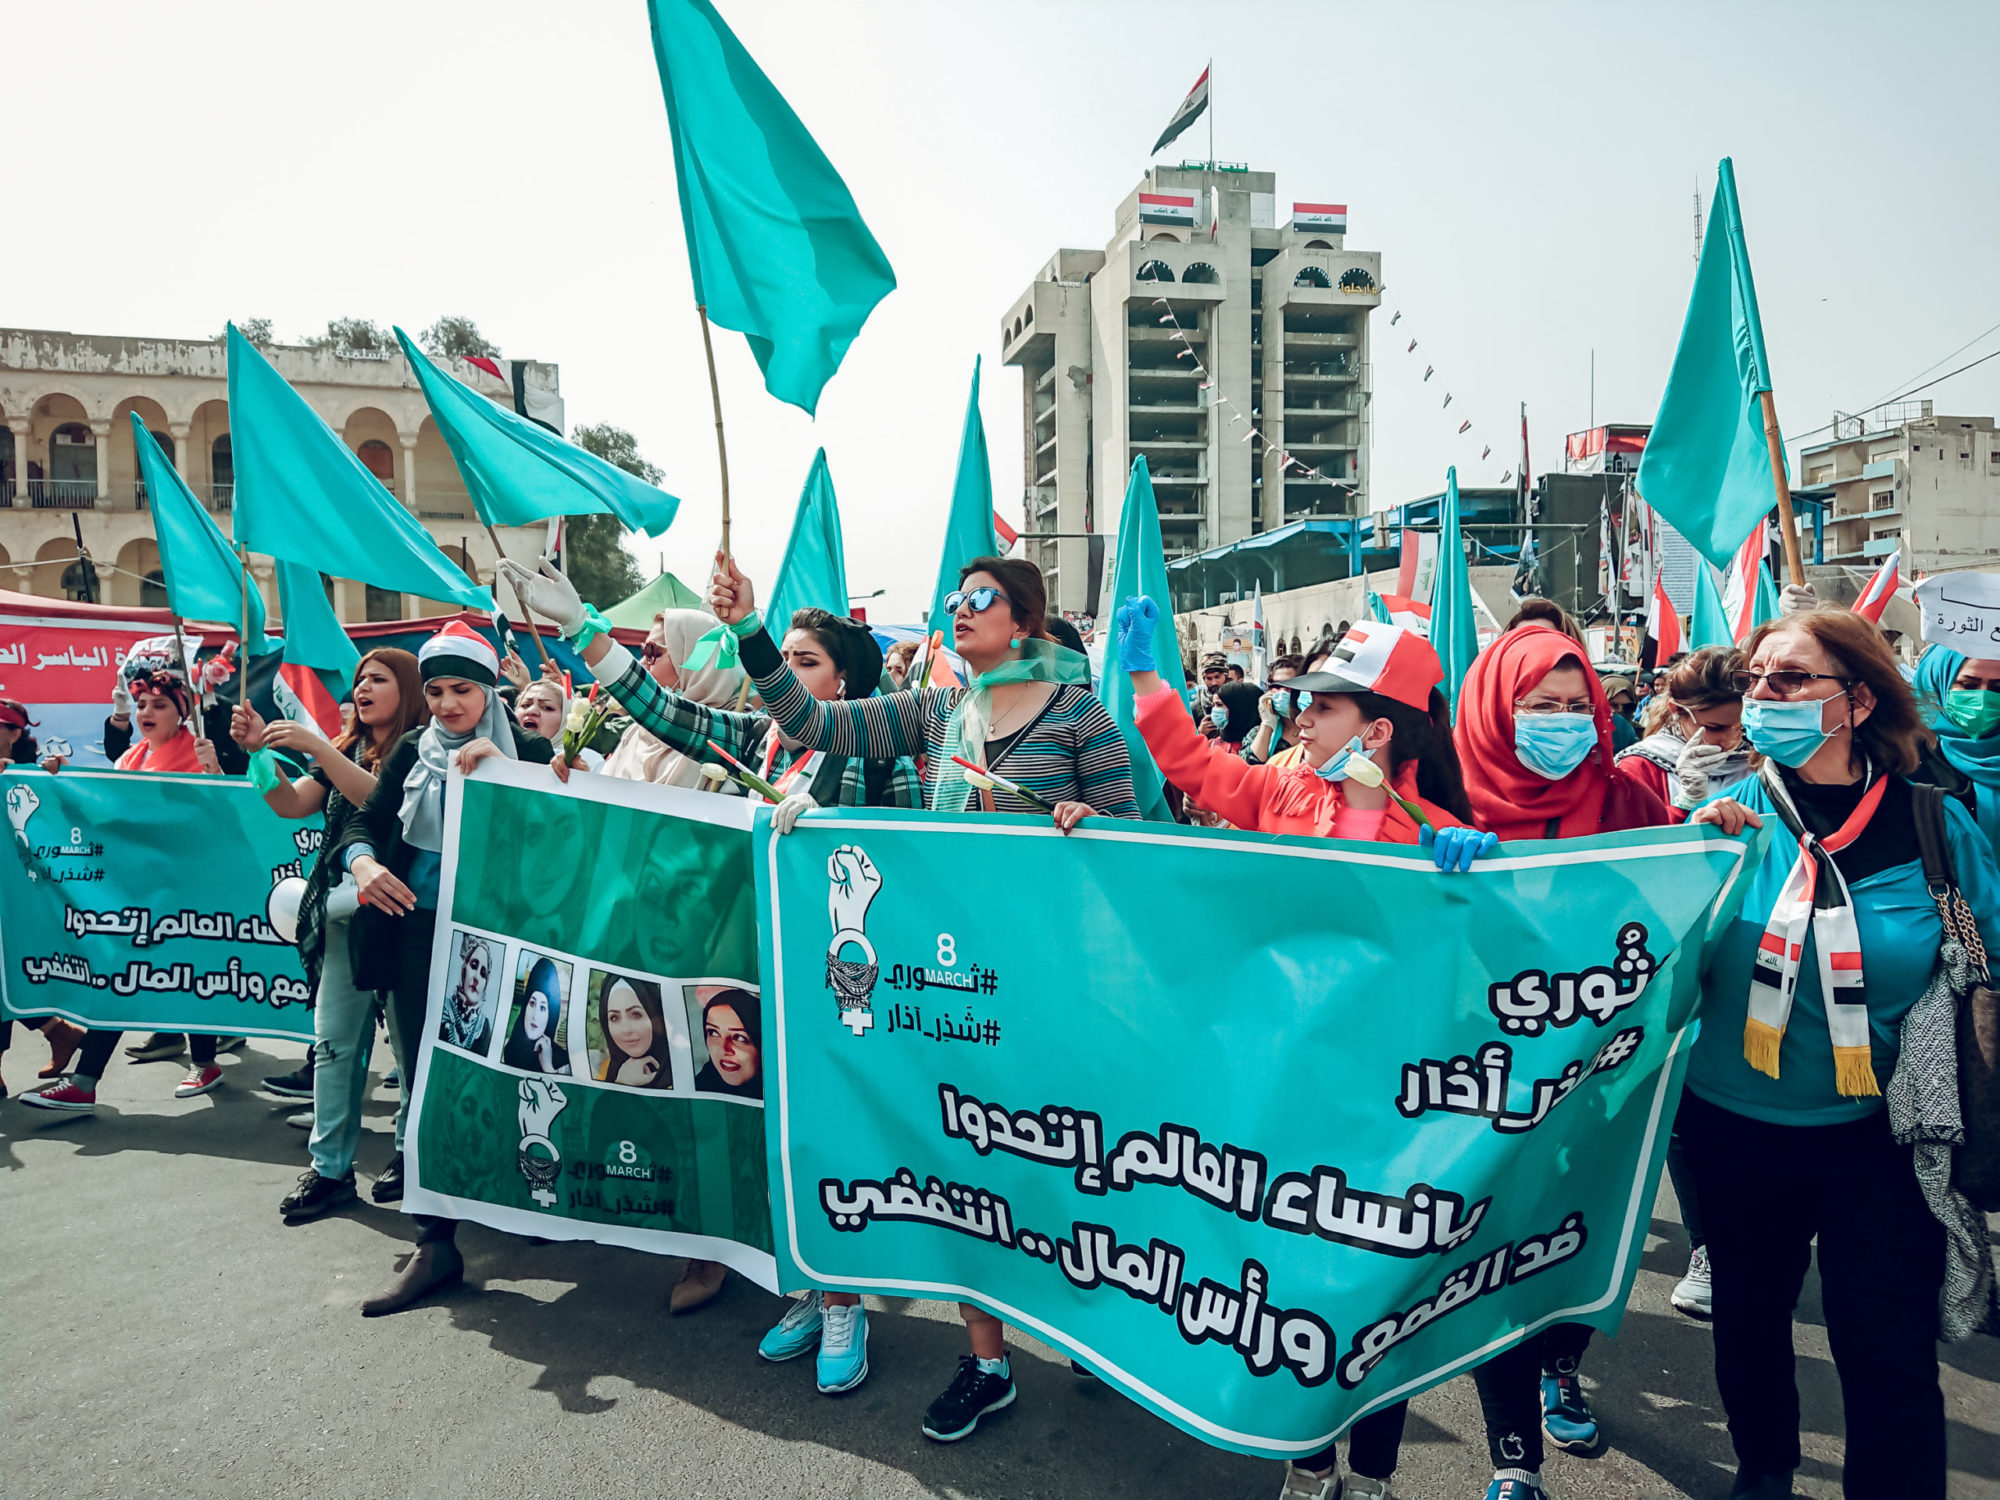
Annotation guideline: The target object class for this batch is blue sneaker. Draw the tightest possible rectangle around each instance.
[1483,1471,1549,1500]
[1541,1365,1599,1450]
[815,1299,869,1394]
[756,1291,823,1362]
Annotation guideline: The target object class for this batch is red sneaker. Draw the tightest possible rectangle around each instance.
[174,1065,225,1098]
[21,1080,97,1112]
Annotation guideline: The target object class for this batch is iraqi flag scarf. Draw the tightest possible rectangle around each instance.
[1747,760,1886,1098]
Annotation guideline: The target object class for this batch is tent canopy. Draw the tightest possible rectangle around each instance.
[604,571,707,630]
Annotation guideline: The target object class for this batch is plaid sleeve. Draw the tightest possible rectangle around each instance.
[601,641,767,763]
[740,624,933,760]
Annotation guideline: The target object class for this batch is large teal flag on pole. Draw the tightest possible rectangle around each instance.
[226,326,490,612]
[1101,455,1185,823]
[274,559,359,681]
[1636,158,1784,570]
[131,411,274,652]
[1688,560,1733,649]
[393,328,679,537]
[764,448,849,634]
[1431,466,1480,717]
[925,358,998,630]
[646,0,896,416]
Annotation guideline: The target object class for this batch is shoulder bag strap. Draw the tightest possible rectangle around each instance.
[1913,782,1994,984]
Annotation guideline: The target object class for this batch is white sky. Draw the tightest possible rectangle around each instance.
[15,1,1999,623]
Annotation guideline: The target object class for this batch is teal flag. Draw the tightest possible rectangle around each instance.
[132,412,274,653]
[226,325,491,612]
[1689,560,1733,649]
[925,358,998,630]
[646,0,896,416]
[764,449,849,636]
[1101,456,1186,822]
[0,768,314,1038]
[758,809,1764,1458]
[1431,467,1480,716]
[1637,158,1784,570]
[274,559,359,681]
[394,328,679,537]
[406,762,776,1286]
[1753,560,1782,633]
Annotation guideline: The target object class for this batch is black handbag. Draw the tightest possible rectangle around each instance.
[1912,785,2000,1211]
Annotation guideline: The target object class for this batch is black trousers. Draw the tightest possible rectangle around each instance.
[1678,1091,1945,1498]
[386,908,455,1246]
[76,1029,215,1078]
[1469,1321,1594,1472]
[1665,1097,1707,1250]
[1295,1400,1408,1479]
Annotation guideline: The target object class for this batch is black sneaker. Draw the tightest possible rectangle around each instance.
[921,1355,1016,1442]
[262,1066,314,1100]
[372,1152,405,1203]
[280,1169,357,1221]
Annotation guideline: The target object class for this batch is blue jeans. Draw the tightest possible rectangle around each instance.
[307,915,381,1179]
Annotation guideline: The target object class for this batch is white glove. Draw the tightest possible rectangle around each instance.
[1779,582,1818,617]
[110,682,132,719]
[770,789,818,836]
[499,557,588,639]
[1673,739,1730,810]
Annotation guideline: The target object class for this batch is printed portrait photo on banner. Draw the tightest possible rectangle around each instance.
[438,930,504,1057]
[586,971,677,1091]
[503,950,573,1077]
[685,983,762,1104]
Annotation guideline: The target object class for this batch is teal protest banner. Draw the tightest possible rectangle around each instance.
[405,761,776,1289]
[757,811,1762,1458]
[0,768,314,1036]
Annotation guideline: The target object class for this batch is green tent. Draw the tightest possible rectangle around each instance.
[604,570,706,630]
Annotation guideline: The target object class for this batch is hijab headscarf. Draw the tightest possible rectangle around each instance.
[1914,645,2000,786]
[604,608,748,787]
[401,625,518,852]
[1454,624,1620,841]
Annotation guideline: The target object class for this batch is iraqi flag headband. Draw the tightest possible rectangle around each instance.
[418,621,500,687]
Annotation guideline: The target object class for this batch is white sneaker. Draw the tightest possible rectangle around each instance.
[1279,1463,1341,1499]
[1671,1245,1712,1317]
[1344,1477,1396,1499]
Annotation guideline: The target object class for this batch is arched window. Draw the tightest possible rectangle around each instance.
[148,429,175,465]
[1135,260,1176,283]
[50,423,95,491]
[1024,306,1034,326]
[61,560,96,601]
[1338,267,1377,293]
[1182,262,1220,284]
[357,440,395,485]
[365,585,402,622]
[1304,239,1335,250]
[1293,266,1333,288]
[211,435,234,501]
[141,569,168,607]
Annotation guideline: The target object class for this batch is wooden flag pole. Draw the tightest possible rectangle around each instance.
[484,522,556,672]
[1758,389,1807,588]
[697,305,732,557]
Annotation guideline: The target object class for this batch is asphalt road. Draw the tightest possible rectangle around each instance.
[3,1036,1996,1500]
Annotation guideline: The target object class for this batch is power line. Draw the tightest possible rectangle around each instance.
[1785,341,2000,447]
[1865,317,2000,410]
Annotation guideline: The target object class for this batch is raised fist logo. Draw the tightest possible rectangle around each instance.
[6,783,41,839]
[516,1077,570,1208]
[825,844,883,1034]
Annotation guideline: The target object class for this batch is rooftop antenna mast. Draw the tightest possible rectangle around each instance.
[1692,180,1704,261]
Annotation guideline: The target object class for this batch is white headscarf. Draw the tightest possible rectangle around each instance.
[603,608,748,788]
[400,678,517,852]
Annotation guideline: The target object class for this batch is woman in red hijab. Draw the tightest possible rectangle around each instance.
[1451,622,1672,1498]
[1456,623,1668,840]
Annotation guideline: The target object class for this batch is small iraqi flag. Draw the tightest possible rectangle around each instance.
[1151,66,1211,155]
[992,509,1019,550]
[1138,191,1196,227]
[1853,548,1899,624]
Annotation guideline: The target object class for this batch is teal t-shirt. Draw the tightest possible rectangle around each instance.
[1688,776,2000,1126]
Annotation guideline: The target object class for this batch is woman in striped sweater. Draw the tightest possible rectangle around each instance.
[707,548,1138,1441]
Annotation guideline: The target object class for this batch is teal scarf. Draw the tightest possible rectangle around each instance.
[937,639,1090,809]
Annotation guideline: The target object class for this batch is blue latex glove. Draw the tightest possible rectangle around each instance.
[1420,823,1498,873]
[1208,705,1229,729]
[1114,595,1159,674]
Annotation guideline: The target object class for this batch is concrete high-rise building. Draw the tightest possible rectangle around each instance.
[1797,401,2000,576]
[1001,164,1381,614]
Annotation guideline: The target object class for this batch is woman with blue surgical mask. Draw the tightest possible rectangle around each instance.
[1683,610,2000,1500]
[1450,622,1674,1500]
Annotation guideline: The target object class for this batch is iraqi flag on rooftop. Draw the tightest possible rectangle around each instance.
[1150,66,1209,155]
[458,356,565,433]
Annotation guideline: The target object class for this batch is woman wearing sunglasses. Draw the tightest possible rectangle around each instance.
[1449,622,1675,1500]
[600,609,747,786]
[686,547,1135,1441]
[1678,610,2000,1500]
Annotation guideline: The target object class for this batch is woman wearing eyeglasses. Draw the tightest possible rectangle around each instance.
[1450,622,1675,1500]
[1677,610,2000,1500]
[687,547,1136,1441]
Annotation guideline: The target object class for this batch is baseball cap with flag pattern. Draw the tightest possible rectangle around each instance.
[1283,622,1442,712]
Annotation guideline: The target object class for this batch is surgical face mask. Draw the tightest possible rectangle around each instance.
[1314,735,1374,783]
[1513,715,1597,781]
[1945,687,2000,739]
[1741,692,1842,768]
[1272,690,1295,720]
